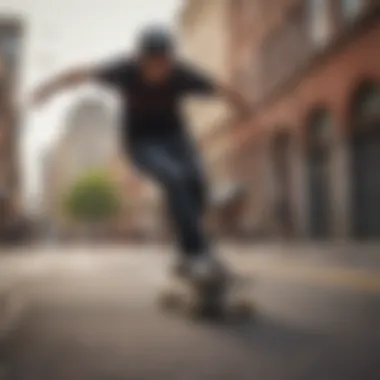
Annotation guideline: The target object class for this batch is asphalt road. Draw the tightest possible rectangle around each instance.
[0,245,379,380]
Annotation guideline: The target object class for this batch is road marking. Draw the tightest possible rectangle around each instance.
[1,250,380,294]
[236,261,380,293]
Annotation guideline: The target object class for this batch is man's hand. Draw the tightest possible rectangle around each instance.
[234,101,253,124]
[216,84,253,124]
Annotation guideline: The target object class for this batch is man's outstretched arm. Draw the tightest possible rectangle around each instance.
[215,84,253,123]
[31,66,95,106]
[179,63,252,121]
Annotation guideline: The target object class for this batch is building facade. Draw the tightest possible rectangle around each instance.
[225,0,380,240]
[0,17,25,242]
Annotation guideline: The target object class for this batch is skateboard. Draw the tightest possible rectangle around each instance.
[158,270,254,320]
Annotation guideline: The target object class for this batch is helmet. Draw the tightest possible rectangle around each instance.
[138,25,174,56]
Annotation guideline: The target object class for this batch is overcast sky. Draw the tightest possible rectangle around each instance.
[0,0,182,210]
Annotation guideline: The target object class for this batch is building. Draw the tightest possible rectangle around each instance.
[225,0,380,240]
[0,16,25,242]
[44,95,163,240]
[179,0,245,236]
[45,96,118,233]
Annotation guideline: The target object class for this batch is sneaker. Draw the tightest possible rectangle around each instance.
[170,255,191,277]
[188,253,227,283]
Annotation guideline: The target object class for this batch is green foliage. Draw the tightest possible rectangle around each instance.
[63,170,122,224]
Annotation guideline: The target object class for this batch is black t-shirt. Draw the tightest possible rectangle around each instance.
[95,58,216,141]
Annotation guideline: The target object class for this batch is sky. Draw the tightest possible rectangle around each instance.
[0,0,182,212]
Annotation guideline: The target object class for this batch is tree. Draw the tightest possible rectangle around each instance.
[63,170,122,227]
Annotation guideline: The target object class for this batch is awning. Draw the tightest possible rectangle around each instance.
[211,183,245,207]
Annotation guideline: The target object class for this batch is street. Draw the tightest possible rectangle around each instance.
[0,244,379,380]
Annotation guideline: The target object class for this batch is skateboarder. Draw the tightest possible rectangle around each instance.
[31,26,251,281]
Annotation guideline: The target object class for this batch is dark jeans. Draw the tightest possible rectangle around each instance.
[129,133,208,256]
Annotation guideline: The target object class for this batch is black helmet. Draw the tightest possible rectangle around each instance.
[138,25,174,56]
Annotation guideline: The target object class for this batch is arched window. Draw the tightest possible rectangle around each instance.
[350,80,380,239]
[307,108,333,154]
[272,129,294,237]
[306,108,333,239]
[352,81,380,128]
[307,0,331,47]
[340,0,363,21]
[273,131,292,179]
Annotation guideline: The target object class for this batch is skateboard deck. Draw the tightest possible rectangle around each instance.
[158,271,254,320]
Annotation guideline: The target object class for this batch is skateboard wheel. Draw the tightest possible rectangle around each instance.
[186,300,202,319]
[232,300,254,320]
[159,291,181,310]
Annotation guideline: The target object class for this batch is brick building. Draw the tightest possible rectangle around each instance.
[225,0,380,240]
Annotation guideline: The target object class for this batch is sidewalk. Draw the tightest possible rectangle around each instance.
[2,241,380,267]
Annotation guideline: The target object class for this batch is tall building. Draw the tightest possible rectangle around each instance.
[46,96,117,232]
[226,0,380,240]
[0,17,24,241]
[44,95,163,240]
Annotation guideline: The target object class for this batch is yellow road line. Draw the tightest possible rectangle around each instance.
[234,262,380,293]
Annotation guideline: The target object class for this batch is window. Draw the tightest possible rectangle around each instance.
[340,0,363,21]
[353,82,380,125]
[0,21,22,77]
[307,109,332,153]
[260,2,311,97]
[308,0,331,47]
[273,132,292,180]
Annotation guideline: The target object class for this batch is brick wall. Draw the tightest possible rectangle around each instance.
[227,1,380,239]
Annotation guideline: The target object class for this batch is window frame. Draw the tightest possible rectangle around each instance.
[307,0,333,48]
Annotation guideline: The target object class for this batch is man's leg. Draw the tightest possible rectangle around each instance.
[185,159,207,217]
[169,136,229,278]
[130,140,208,257]
[166,134,208,217]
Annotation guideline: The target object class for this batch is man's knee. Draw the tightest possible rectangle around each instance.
[165,168,206,204]
[186,169,205,193]
[165,168,188,191]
